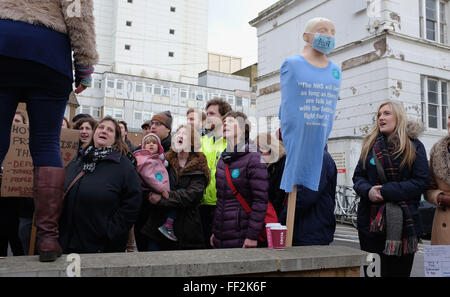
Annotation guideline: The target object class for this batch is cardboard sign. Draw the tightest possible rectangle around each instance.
[1,124,79,198]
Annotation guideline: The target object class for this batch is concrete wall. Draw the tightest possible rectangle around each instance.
[0,246,368,277]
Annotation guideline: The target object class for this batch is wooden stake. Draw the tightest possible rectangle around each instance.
[285,185,297,248]
[29,214,37,256]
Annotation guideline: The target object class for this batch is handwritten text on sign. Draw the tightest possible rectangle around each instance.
[1,124,79,198]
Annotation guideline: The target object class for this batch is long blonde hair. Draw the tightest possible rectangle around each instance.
[360,101,416,170]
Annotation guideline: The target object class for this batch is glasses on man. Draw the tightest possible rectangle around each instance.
[150,121,162,127]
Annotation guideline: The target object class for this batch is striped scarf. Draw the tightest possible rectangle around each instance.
[369,132,418,256]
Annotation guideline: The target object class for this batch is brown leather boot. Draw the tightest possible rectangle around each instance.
[33,167,65,262]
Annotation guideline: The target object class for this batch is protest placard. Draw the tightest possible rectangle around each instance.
[1,124,79,197]
[424,245,450,277]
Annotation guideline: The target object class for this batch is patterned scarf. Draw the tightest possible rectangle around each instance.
[370,132,418,256]
[82,146,113,173]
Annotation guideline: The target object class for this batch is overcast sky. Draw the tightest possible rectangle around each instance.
[208,0,279,68]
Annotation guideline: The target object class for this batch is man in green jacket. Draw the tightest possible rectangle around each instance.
[200,98,231,247]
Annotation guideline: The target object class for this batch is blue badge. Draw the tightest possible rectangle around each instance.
[370,158,375,166]
[155,173,163,181]
[231,169,240,179]
[332,68,340,80]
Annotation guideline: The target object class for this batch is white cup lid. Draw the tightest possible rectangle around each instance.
[266,223,281,227]
[270,225,287,230]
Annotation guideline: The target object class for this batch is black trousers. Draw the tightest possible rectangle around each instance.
[199,204,215,248]
[359,231,415,277]
[0,198,24,256]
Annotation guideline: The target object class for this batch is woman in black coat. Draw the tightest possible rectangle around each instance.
[59,116,142,254]
[141,125,210,251]
[353,102,429,277]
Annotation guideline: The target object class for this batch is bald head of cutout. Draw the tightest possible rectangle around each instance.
[303,17,336,44]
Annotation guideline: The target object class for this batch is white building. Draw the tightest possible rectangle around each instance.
[198,70,251,91]
[71,72,256,134]
[93,0,208,84]
[67,0,259,137]
[250,0,450,185]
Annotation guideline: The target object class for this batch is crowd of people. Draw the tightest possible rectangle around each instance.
[1,99,448,278]
[0,2,449,279]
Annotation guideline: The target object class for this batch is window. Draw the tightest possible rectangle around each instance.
[134,111,142,121]
[125,44,131,50]
[169,29,175,35]
[420,0,448,44]
[421,76,449,130]
[180,89,188,98]
[94,79,102,89]
[146,85,152,94]
[116,80,124,90]
[170,6,176,12]
[154,85,162,95]
[103,108,124,119]
[250,98,256,108]
[126,21,132,27]
[236,96,242,107]
[136,83,143,93]
[143,112,152,122]
[440,1,448,43]
[92,107,101,119]
[227,95,235,105]
[114,109,124,119]
[162,87,170,97]
[107,79,115,89]
[168,51,174,57]
[79,106,101,119]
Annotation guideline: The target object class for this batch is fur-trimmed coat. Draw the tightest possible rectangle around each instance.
[141,151,211,250]
[353,120,430,244]
[426,135,450,245]
[0,0,98,66]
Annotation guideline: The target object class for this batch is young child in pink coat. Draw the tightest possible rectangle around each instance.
[133,133,177,241]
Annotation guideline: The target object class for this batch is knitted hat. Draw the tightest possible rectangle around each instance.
[151,111,172,131]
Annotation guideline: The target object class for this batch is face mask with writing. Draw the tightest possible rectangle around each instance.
[306,33,335,55]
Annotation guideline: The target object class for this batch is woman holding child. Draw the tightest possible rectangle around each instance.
[140,125,210,251]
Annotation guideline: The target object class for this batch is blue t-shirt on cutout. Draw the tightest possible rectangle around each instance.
[279,55,341,192]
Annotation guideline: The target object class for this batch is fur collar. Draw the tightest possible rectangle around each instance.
[430,135,450,185]
[166,150,211,186]
[406,120,425,140]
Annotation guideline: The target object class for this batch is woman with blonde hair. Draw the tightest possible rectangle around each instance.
[426,112,450,245]
[255,133,287,216]
[353,101,429,277]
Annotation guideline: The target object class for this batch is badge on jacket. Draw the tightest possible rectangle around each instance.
[231,169,240,179]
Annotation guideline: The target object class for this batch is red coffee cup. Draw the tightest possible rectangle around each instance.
[265,223,281,248]
[270,225,287,250]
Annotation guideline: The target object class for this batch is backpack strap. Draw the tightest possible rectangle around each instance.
[64,170,86,198]
[225,164,251,214]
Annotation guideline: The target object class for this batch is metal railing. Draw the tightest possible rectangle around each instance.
[335,185,359,227]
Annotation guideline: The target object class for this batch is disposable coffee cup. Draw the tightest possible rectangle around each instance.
[265,223,281,248]
[270,225,287,250]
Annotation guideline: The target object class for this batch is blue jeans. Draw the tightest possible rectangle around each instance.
[0,88,69,167]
